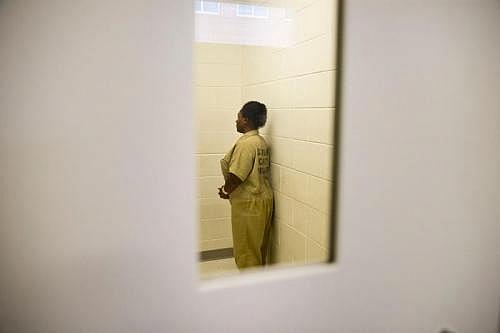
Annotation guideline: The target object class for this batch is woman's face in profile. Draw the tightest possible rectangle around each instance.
[235,111,246,133]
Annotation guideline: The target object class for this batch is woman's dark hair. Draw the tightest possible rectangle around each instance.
[241,101,267,128]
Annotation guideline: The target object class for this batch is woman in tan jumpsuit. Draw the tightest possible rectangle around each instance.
[219,101,274,269]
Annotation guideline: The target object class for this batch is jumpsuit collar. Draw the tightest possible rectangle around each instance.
[243,129,259,137]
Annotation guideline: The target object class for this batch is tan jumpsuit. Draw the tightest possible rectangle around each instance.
[220,130,274,269]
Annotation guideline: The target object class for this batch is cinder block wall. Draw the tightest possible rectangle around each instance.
[242,0,337,264]
[194,43,242,251]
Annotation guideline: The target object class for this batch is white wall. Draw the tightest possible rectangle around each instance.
[195,43,241,251]
[242,0,336,265]
[1,1,499,333]
[195,2,292,47]
[0,1,198,331]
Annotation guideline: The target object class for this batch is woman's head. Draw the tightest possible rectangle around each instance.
[236,101,267,133]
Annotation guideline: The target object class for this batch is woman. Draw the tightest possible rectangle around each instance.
[218,101,274,269]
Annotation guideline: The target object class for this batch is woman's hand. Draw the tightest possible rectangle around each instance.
[218,174,242,200]
[218,186,229,199]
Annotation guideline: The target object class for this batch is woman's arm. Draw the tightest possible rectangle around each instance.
[218,173,242,199]
[224,173,243,194]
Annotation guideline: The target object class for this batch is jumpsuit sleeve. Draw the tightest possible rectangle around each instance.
[220,145,235,181]
[229,141,255,182]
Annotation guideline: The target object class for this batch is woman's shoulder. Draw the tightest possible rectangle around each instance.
[238,134,265,144]
[237,136,269,153]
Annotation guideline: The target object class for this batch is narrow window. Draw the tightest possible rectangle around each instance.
[195,0,341,280]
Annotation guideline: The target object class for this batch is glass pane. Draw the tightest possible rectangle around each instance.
[237,4,253,16]
[195,0,202,12]
[253,6,269,18]
[194,0,339,280]
[203,1,220,14]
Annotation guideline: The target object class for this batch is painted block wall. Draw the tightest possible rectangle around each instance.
[194,43,242,251]
[195,2,292,47]
[242,0,337,264]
